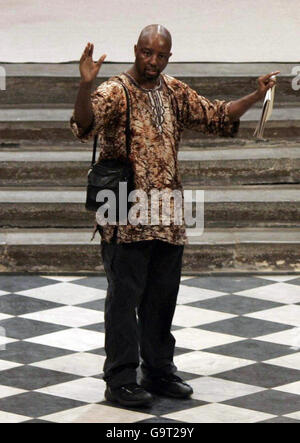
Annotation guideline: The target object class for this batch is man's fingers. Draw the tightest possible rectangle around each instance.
[81,43,89,61]
[84,43,90,55]
[88,43,94,57]
[261,71,280,81]
[97,54,107,66]
[80,43,88,59]
[81,44,106,70]
[266,71,280,78]
[258,71,280,89]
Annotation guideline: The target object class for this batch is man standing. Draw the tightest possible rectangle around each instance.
[70,24,278,407]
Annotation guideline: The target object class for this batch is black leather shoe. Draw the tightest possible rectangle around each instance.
[140,374,193,399]
[105,383,154,407]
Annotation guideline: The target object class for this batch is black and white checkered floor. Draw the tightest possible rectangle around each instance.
[0,274,300,423]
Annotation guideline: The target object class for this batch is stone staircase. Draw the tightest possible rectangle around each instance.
[0,62,299,274]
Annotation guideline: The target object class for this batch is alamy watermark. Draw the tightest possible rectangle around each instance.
[291,66,300,91]
[95,184,204,233]
[0,66,6,91]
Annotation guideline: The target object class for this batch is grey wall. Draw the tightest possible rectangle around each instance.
[1,0,299,62]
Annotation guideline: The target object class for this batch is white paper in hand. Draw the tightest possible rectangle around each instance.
[253,77,276,140]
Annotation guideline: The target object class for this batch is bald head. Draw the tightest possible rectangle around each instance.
[131,24,173,84]
[137,24,172,51]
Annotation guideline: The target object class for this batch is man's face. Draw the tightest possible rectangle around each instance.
[134,34,172,80]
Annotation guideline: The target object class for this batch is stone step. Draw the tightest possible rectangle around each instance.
[1,144,300,159]
[1,185,300,228]
[1,107,299,122]
[1,62,297,105]
[1,138,300,150]
[1,146,300,186]
[0,227,299,273]
[1,117,299,143]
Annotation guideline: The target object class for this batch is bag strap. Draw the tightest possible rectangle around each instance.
[91,79,131,165]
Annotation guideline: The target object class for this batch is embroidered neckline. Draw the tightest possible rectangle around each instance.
[123,72,162,92]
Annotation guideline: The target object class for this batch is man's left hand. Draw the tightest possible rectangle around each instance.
[256,71,280,100]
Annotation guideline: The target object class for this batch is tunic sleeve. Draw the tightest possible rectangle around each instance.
[70,80,124,143]
[181,84,240,137]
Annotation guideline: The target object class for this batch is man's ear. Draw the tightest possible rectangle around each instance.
[169,52,173,59]
[134,44,137,56]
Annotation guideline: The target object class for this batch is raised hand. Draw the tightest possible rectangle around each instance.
[79,42,107,84]
[256,70,280,100]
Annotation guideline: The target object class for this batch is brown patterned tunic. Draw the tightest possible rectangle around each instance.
[70,72,240,245]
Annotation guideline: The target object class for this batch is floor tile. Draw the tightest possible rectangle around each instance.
[235,283,300,304]
[137,417,184,423]
[284,277,300,287]
[0,385,26,399]
[16,282,106,305]
[224,389,300,415]
[199,316,292,338]
[162,403,274,423]
[36,377,106,403]
[273,381,300,395]
[77,299,106,311]
[186,376,265,403]
[0,335,17,348]
[173,346,197,357]
[0,313,13,321]
[82,322,106,333]
[68,276,108,290]
[0,275,57,293]
[284,411,300,421]
[177,285,226,304]
[246,305,300,327]
[181,276,273,293]
[25,328,105,352]
[265,352,300,370]
[256,327,300,349]
[254,275,299,283]
[188,295,282,315]
[141,396,206,417]
[204,339,297,361]
[0,410,30,423]
[0,392,84,418]
[0,359,22,371]
[31,352,105,376]
[174,351,253,376]
[0,340,73,364]
[215,363,300,388]
[0,317,67,340]
[40,276,86,282]
[40,404,155,423]
[0,293,62,316]
[88,347,106,357]
[20,306,104,328]
[0,273,300,423]
[22,418,53,423]
[172,328,243,351]
[0,365,80,390]
[260,416,300,423]
[172,305,235,327]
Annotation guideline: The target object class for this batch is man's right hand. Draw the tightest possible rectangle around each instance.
[79,42,107,84]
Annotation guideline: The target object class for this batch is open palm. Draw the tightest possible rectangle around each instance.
[80,42,106,83]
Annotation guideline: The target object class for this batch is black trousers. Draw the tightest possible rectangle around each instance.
[100,231,184,389]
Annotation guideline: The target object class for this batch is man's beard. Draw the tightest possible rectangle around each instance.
[144,70,160,80]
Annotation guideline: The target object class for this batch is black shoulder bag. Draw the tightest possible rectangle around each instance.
[85,80,134,224]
